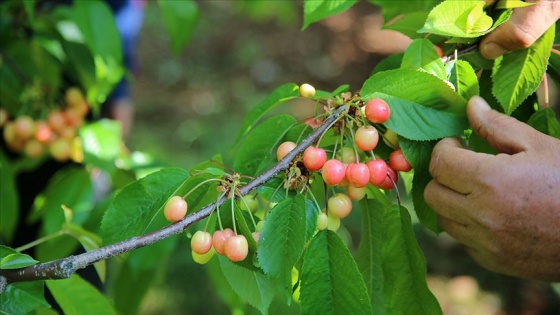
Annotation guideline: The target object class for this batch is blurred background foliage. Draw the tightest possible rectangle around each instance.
[126,1,559,315]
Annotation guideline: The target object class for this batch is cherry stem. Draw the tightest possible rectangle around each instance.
[0,105,347,292]
[542,73,549,108]
[237,193,258,231]
[388,172,401,206]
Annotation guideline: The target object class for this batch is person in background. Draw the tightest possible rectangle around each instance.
[424,1,560,281]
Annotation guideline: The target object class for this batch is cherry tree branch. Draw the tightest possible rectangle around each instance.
[0,105,346,293]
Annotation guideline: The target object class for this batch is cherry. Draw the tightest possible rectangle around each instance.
[252,232,260,245]
[34,121,53,143]
[304,117,322,129]
[239,195,258,213]
[327,212,341,231]
[303,146,327,171]
[163,196,188,222]
[366,159,388,186]
[24,140,44,158]
[434,45,445,58]
[383,128,399,149]
[276,141,296,161]
[378,167,398,190]
[0,108,8,127]
[354,126,379,151]
[64,108,82,127]
[192,247,215,265]
[317,212,328,230]
[345,163,370,188]
[212,228,234,255]
[65,87,84,107]
[48,110,66,132]
[224,234,249,262]
[256,220,265,232]
[299,83,316,98]
[389,148,412,172]
[328,193,352,219]
[365,98,391,124]
[49,138,71,162]
[14,116,34,139]
[336,147,355,164]
[347,185,367,200]
[191,230,212,254]
[321,159,346,186]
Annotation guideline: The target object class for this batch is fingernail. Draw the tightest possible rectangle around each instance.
[469,96,491,111]
[481,42,508,59]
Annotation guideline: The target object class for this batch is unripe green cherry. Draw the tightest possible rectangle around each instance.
[347,185,367,200]
[383,128,399,149]
[256,220,265,232]
[192,247,215,265]
[239,195,258,213]
[191,230,212,254]
[299,83,316,98]
[317,212,328,230]
[327,212,341,231]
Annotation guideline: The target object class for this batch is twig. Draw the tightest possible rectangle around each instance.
[0,105,346,293]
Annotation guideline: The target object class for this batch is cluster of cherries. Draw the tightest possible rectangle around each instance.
[1,87,88,162]
[163,194,259,264]
[282,83,412,230]
[162,83,412,264]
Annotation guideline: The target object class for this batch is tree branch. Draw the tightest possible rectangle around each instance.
[0,105,346,293]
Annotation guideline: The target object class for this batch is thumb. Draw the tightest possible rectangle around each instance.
[467,96,538,154]
[479,1,560,59]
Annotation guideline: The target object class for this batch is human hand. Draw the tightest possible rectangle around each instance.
[480,0,560,59]
[424,96,560,281]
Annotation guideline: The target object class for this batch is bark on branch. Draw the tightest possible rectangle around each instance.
[0,105,346,293]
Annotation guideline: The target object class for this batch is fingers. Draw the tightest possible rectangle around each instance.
[480,1,560,59]
[425,180,471,224]
[428,137,489,193]
[467,96,540,154]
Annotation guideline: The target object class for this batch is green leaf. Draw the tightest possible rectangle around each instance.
[219,256,277,314]
[419,0,493,37]
[158,0,199,55]
[384,12,431,39]
[496,0,535,9]
[400,139,442,233]
[361,69,467,115]
[449,60,480,101]
[356,196,442,314]
[113,261,157,315]
[100,168,189,245]
[233,83,299,146]
[371,92,468,141]
[80,119,122,172]
[401,39,446,80]
[305,198,320,241]
[527,108,560,139]
[47,274,117,315]
[372,53,403,75]
[369,0,442,22]
[315,84,350,99]
[492,25,554,114]
[0,253,38,269]
[0,150,18,243]
[258,195,306,297]
[71,0,123,94]
[300,230,372,315]
[302,0,357,30]
[233,115,297,177]
[0,282,50,315]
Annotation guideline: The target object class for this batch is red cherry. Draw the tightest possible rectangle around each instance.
[345,163,370,188]
[321,159,346,186]
[303,146,327,171]
[212,228,234,255]
[163,196,188,222]
[389,148,412,172]
[34,121,53,143]
[366,159,388,186]
[378,167,398,190]
[365,98,391,124]
[224,235,249,262]
[304,117,323,129]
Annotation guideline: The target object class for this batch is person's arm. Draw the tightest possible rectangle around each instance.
[480,0,560,59]
[424,96,560,281]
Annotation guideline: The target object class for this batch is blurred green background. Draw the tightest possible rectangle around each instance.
[124,1,559,314]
